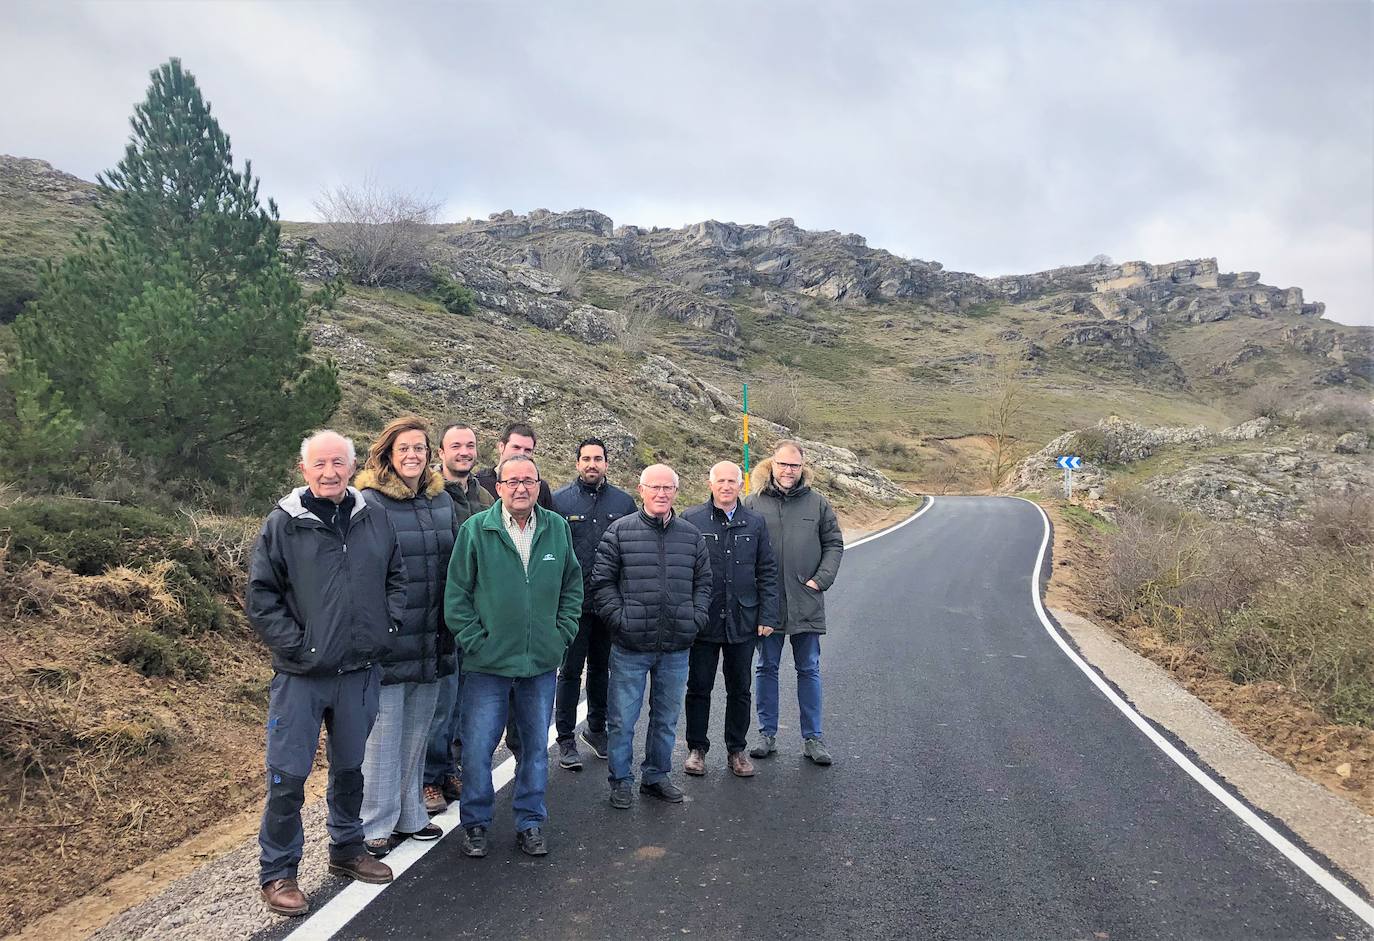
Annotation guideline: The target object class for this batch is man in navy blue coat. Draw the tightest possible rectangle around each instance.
[680,461,779,778]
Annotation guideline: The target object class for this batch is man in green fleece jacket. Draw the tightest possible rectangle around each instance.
[445,454,582,858]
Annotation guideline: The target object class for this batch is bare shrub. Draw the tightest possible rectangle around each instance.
[1293,393,1374,434]
[752,377,811,435]
[542,245,590,300]
[1072,427,1110,464]
[314,177,440,287]
[1241,385,1288,422]
[605,294,660,355]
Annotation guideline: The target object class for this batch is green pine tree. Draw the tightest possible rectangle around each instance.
[12,58,340,494]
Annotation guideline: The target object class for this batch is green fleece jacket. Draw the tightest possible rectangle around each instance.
[445,503,583,678]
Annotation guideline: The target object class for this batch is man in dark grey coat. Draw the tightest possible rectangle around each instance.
[743,439,844,766]
[247,431,405,916]
[592,463,712,809]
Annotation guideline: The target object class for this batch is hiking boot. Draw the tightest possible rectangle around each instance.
[728,751,756,777]
[461,825,488,858]
[329,853,393,884]
[423,784,447,815]
[364,835,402,858]
[440,773,462,803]
[609,782,633,810]
[749,733,777,759]
[579,724,609,760]
[803,737,833,766]
[261,878,308,916]
[516,826,549,856]
[558,740,583,771]
[684,748,707,776]
[640,779,685,803]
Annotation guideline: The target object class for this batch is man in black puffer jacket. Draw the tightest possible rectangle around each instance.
[591,463,712,809]
[551,436,637,770]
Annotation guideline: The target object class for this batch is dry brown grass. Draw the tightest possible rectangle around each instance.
[0,549,272,934]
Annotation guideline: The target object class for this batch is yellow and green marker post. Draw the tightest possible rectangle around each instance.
[742,382,750,495]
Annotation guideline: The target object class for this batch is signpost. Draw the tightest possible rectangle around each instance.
[1056,455,1082,498]
[742,383,751,495]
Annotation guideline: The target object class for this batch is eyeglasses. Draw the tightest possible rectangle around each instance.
[775,461,803,470]
[642,484,678,494]
[499,478,540,490]
[394,444,429,455]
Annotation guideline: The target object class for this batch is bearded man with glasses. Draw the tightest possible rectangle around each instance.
[445,454,582,858]
[591,464,712,809]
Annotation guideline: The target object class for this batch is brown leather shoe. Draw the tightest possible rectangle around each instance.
[261,878,308,916]
[728,751,755,777]
[328,852,393,884]
[684,748,707,776]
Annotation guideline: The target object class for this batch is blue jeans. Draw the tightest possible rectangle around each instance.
[459,669,557,833]
[424,660,462,786]
[607,645,690,786]
[755,631,822,740]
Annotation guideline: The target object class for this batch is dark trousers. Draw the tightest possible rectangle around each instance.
[685,638,754,755]
[258,666,380,884]
[555,609,611,743]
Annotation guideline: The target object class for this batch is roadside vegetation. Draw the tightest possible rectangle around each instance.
[1094,489,1373,729]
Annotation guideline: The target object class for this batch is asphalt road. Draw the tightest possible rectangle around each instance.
[284,496,1373,941]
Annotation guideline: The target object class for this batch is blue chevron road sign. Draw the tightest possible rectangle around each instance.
[1056,456,1082,470]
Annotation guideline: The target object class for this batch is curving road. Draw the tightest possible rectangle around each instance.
[275,496,1373,941]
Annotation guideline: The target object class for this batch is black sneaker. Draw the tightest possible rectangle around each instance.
[461,825,488,858]
[639,779,685,803]
[579,725,609,760]
[558,740,583,771]
[609,782,632,810]
[398,823,442,841]
[516,826,548,857]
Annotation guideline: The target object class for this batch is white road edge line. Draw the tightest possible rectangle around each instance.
[285,494,937,940]
[1015,496,1374,929]
[284,698,588,941]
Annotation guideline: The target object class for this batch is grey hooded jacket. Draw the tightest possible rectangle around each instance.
[743,459,844,635]
[248,486,406,676]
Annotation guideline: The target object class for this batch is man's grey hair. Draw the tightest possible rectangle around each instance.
[709,461,743,483]
[496,454,539,480]
[300,430,356,464]
[639,464,680,487]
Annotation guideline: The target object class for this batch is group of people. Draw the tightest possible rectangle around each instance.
[247,419,844,917]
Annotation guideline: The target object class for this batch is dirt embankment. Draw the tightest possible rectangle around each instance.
[1042,502,1373,817]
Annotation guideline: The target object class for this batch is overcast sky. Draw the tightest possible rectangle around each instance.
[4,1,1371,325]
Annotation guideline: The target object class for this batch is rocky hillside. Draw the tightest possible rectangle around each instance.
[2,153,1371,496]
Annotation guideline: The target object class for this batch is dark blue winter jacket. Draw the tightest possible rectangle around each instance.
[680,499,780,645]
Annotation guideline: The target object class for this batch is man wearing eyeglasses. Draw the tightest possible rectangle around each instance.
[592,464,712,809]
[445,454,582,858]
[744,440,844,766]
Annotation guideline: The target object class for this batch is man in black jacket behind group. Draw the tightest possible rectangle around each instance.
[681,461,779,778]
[551,437,637,770]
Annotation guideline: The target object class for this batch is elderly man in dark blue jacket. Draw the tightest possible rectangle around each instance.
[551,437,637,770]
[247,430,406,917]
[592,463,712,809]
[681,461,779,778]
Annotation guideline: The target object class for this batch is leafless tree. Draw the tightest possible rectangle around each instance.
[313,177,441,287]
[1089,253,1114,267]
[978,356,1029,490]
[753,375,811,435]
